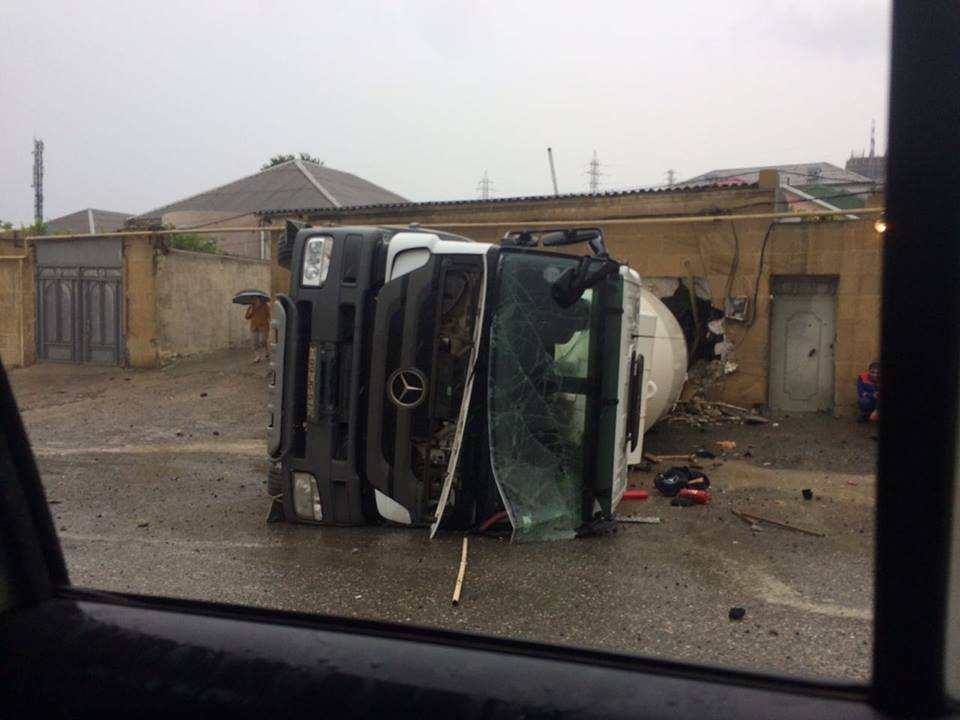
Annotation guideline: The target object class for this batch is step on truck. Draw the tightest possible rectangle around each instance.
[267,222,686,542]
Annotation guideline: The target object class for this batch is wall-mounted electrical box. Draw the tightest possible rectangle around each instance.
[725,296,750,322]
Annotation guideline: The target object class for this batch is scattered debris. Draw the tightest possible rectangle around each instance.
[846,480,859,486]
[212,431,220,436]
[667,398,735,427]
[622,489,649,500]
[644,452,696,464]
[715,440,737,450]
[617,516,662,525]
[729,607,746,621]
[452,537,469,606]
[695,449,716,459]
[802,489,813,500]
[655,467,710,496]
[731,510,824,538]
[200,392,208,398]
[175,430,184,437]
[137,521,150,528]
[47,499,63,505]
[712,401,752,415]
[678,488,711,504]
[668,378,774,428]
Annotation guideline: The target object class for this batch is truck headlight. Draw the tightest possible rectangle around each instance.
[292,471,323,521]
[301,236,333,287]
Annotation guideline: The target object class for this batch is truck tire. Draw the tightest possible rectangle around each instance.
[267,463,283,497]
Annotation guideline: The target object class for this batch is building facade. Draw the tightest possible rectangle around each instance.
[262,176,884,416]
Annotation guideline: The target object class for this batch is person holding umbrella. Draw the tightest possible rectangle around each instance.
[233,290,271,364]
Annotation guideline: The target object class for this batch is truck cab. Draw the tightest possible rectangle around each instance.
[268,223,685,541]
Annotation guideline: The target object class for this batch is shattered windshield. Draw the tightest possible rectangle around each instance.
[487,251,598,542]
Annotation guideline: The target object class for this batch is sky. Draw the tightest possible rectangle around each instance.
[0,0,891,225]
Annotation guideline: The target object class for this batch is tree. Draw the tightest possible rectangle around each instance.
[171,233,223,254]
[20,221,46,235]
[261,152,322,170]
[0,220,13,231]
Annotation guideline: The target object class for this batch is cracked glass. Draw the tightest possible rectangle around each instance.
[487,251,596,542]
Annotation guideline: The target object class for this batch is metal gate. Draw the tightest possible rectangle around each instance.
[768,275,837,412]
[35,238,123,365]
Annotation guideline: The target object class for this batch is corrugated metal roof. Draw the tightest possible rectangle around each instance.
[683,162,875,187]
[46,208,133,234]
[254,181,758,218]
[137,160,407,218]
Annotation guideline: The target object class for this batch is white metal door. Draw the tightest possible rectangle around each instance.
[769,276,837,412]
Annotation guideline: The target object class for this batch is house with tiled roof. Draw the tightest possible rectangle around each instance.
[46,208,132,235]
[134,159,407,257]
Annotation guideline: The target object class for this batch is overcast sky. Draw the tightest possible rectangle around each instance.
[0,0,890,225]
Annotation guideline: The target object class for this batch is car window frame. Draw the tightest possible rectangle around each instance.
[2,2,960,716]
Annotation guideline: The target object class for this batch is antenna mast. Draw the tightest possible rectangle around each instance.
[32,138,44,226]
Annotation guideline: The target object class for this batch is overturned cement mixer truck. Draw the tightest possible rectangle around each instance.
[266,222,687,542]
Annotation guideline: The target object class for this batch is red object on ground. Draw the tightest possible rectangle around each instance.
[622,490,649,500]
[678,488,711,504]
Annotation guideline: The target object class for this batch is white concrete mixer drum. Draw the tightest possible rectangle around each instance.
[639,287,688,427]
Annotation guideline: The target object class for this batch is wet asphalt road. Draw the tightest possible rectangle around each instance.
[11,350,877,681]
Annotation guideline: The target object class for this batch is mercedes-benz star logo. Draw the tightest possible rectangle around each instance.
[387,368,428,409]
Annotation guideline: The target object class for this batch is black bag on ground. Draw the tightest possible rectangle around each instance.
[654,466,710,497]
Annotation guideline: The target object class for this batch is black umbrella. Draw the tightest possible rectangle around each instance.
[232,289,270,305]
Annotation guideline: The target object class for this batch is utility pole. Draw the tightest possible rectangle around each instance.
[586,150,602,193]
[547,147,559,196]
[32,138,44,226]
[870,119,876,157]
[476,170,494,200]
[665,169,676,188]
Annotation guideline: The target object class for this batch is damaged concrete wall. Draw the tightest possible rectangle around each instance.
[155,249,270,361]
[0,235,35,369]
[603,217,883,415]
